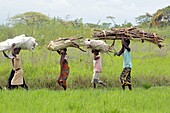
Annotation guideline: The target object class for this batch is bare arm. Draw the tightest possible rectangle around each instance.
[122,37,131,51]
[57,50,60,55]
[3,51,14,59]
[117,46,125,56]
[3,51,9,58]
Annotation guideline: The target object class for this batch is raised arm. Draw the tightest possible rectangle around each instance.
[3,51,13,59]
[57,50,60,55]
[116,46,125,56]
[4,43,16,58]
[114,36,131,56]
[3,51,9,58]
[121,37,131,52]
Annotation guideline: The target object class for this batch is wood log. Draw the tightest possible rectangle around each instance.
[47,36,86,52]
[93,27,164,48]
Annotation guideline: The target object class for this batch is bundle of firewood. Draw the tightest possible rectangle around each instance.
[47,36,86,52]
[93,27,164,48]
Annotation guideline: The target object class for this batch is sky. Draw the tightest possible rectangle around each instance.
[0,0,169,25]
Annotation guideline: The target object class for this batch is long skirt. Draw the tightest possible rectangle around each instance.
[57,64,69,90]
[11,69,24,85]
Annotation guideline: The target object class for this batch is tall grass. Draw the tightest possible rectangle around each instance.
[0,23,170,89]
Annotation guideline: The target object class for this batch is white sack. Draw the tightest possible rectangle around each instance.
[0,34,38,51]
[84,39,110,53]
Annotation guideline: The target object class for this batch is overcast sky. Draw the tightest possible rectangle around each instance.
[0,0,169,25]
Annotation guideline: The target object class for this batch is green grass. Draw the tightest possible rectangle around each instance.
[0,18,170,113]
[0,24,170,89]
[0,37,170,89]
[0,87,170,113]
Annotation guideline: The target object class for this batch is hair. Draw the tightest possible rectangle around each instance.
[13,47,21,54]
[91,49,100,54]
[125,38,130,45]
[63,48,67,52]
[91,49,95,53]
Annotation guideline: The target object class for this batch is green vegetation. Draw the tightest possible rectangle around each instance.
[0,11,170,90]
[0,8,170,113]
[0,25,170,89]
[136,5,170,27]
[0,87,170,113]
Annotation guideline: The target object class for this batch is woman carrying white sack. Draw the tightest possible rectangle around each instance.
[84,39,116,88]
[3,44,28,90]
[1,34,38,90]
[91,49,106,88]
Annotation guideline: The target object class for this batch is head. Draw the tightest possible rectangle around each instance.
[91,49,99,55]
[60,48,67,54]
[121,34,130,43]
[63,48,67,52]
[12,47,21,55]
[122,35,130,46]
[91,49,95,53]
[124,38,130,44]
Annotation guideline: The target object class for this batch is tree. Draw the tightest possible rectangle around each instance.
[84,23,101,28]
[101,22,112,29]
[135,13,152,25]
[107,16,115,24]
[121,21,132,28]
[151,5,170,27]
[9,12,50,26]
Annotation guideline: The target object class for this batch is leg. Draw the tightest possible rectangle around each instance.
[93,83,96,88]
[93,79,98,88]
[57,75,67,90]
[57,76,61,85]
[128,84,132,90]
[99,82,106,87]
[0,86,2,90]
[126,68,132,90]
[6,69,15,89]
[120,68,127,90]
[20,78,29,90]
[122,84,125,90]
[11,85,18,90]
[96,72,106,87]
[62,80,67,90]
[58,80,67,90]
[91,72,98,88]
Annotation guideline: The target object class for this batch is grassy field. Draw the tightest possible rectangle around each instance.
[0,25,170,89]
[0,38,170,89]
[0,87,170,113]
[0,20,170,113]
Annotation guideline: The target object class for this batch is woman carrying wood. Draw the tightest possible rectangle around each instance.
[114,36,132,90]
[57,48,69,90]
